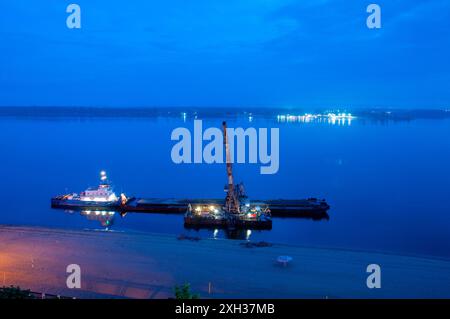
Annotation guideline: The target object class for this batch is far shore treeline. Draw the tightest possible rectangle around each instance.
[0,106,449,121]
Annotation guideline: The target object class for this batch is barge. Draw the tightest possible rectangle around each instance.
[52,193,330,218]
[117,197,329,218]
[51,123,329,231]
[51,171,330,219]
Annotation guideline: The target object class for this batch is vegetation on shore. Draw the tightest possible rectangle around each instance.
[174,283,199,299]
[0,286,35,299]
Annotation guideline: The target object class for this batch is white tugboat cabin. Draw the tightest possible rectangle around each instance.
[79,171,118,203]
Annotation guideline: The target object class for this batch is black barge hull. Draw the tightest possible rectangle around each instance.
[51,198,119,210]
[51,197,330,218]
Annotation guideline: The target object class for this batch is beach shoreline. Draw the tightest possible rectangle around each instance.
[1,225,450,299]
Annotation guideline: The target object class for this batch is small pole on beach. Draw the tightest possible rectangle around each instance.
[208,282,212,295]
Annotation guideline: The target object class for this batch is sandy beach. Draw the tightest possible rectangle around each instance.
[0,225,449,299]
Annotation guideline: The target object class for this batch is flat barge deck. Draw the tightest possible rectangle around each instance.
[52,197,330,219]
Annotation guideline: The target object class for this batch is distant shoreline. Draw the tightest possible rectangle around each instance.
[0,106,449,121]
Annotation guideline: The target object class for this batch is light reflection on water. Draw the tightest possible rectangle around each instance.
[74,207,329,241]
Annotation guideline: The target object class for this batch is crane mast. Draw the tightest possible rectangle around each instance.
[222,121,240,214]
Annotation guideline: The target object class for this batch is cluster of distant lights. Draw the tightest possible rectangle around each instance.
[181,111,355,125]
[277,113,356,125]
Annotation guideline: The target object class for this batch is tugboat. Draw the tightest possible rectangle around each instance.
[51,171,123,209]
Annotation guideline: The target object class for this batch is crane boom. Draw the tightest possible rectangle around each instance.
[222,121,240,214]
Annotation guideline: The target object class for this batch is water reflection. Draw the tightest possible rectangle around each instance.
[80,210,116,229]
[66,208,329,240]
[222,228,253,240]
[203,213,329,240]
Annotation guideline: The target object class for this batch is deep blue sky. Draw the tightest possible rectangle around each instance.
[0,0,449,108]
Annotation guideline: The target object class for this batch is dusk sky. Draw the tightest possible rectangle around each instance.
[0,0,449,108]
